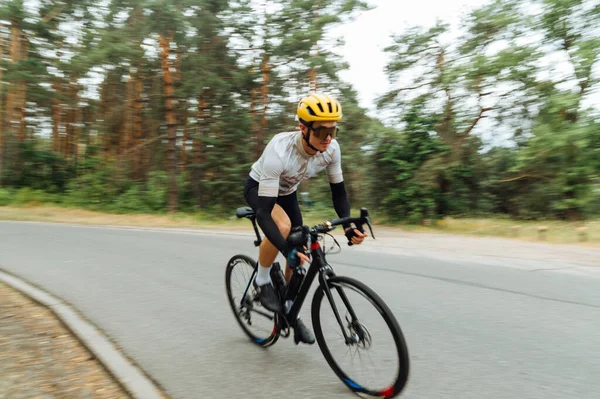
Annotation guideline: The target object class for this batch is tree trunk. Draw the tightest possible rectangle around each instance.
[121,72,134,157]
[181,99,189,173]
[5,24,24,138]
[67,75,81,167]
[73,83,82,168]
[193,94,208,208]
[100,74,112,161]
[308,66,318,92]
[159,34,178,213]
[125,6,145,177]
[17,37,29,141]
[435,49,457,149]
[133,72,144,179]
[308,7,320,92]
[64,96,73,158]
[249,65,259,151]
[256,53,270,159]
[52,80,62,154]
[0,32,4,185]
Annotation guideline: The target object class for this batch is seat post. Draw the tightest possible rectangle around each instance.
[250,216,262,247]
[236,206,262,247]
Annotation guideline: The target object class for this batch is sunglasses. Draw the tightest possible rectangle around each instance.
[311,125,339,140]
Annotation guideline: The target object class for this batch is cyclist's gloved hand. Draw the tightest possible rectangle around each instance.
[345,228,357,241]
[287,248,310,268]
[345,227,367,246]
[287,248,301,269]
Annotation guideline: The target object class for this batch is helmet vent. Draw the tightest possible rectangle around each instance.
[298,93,342,122]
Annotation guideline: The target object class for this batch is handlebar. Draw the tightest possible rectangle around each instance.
[316,207,375,239]
[287,208,375,250]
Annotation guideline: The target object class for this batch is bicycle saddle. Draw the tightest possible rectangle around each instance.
[236,206,255,219]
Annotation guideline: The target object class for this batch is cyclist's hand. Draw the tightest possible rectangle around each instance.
[345,227,367,245]
[297,250,310,265]
[287,248,310,268]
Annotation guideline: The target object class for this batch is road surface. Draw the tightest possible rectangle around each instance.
[1,221,599,399]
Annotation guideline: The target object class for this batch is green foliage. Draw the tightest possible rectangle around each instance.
[65,164,122,210]
[61,163,178,214]
[1,0,599,225]
[371,97,448,222]
[10,188,61,206]
[110,185,152,214]
[1,141,74,194]
[145,171,169,212]
[373,0,600,222]
[0,189,12,206]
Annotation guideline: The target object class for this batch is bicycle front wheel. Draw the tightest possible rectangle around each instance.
[311,276,410,398]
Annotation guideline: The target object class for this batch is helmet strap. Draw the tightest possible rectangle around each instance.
[300,120,324,154]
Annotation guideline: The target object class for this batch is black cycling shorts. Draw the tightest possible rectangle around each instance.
[243,175,303,229]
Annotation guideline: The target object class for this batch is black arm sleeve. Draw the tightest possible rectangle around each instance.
[256,195,292,257]
[330,181,351,229]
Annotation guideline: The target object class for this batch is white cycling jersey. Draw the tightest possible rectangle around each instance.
[249,131,344,197]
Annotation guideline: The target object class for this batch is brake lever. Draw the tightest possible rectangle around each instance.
[346,217,375,246]
[302,225,312,257]
[365,217,375,240]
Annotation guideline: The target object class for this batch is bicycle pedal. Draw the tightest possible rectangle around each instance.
[276,314,291,338]
[279,325,290,338]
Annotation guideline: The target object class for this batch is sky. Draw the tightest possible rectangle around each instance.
[336,0,488,113]
[333,0,600,147]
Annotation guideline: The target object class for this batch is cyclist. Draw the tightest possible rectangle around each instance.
[243,92,366,345]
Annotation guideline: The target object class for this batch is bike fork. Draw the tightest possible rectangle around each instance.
[320,270,357,344]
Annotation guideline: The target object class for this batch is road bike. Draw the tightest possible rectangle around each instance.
[225,206,410,398]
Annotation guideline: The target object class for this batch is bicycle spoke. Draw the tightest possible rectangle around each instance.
[312,276,409,398]
[226,255,278,347]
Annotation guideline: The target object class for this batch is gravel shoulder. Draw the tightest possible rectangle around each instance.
[360,227,600,268]
[0,281,131,399]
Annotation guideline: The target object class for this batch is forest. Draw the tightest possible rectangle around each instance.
[0,0,599,223]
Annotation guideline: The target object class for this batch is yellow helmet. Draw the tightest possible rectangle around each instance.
[297,92,342,124]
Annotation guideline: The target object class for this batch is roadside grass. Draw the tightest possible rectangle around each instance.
[1,202,598,247]
[0,204,247,229]
[390,216,599,246]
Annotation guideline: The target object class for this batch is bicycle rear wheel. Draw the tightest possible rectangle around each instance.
[225,254,279,347]
[311,276,409,398]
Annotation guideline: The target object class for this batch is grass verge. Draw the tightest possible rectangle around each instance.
[392,216,599,246]
[0,204,598,247]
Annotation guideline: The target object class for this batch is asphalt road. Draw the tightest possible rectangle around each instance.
[1,221,600,399]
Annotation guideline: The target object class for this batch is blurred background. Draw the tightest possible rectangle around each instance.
[0,0,599,228]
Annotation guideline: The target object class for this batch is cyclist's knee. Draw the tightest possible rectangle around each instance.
[278,219,291,237]
[271,204,292,237]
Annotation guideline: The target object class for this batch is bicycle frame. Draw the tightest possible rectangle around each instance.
[285,239,329,321]
[239,210,360,343]
[285,238,359,344]
[237,232,326,323]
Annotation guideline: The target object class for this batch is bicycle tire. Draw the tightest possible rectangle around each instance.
[311,275,410,398]
[225,254,279,348]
